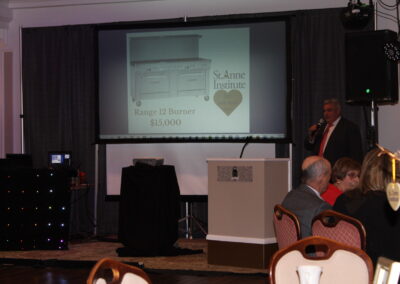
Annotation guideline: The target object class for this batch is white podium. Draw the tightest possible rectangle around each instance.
[206,158,290,269]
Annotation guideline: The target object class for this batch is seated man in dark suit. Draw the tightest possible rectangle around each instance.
[282,156,332,238]
[304,98,363,166]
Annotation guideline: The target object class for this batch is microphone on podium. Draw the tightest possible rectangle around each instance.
[239,136,252,158]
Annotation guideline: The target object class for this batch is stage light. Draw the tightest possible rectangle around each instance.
[341,0,373,29]
[0,169,71,250]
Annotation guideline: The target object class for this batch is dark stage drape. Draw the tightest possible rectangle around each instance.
[22,25,97,236]
[21,7,372,236]
[290,8,372,186]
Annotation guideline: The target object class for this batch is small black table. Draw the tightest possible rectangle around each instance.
[118,165,180,256]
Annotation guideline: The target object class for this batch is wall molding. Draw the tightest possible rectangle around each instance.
[8,0,161,9]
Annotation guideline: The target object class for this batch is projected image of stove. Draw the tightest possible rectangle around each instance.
[128,34,211,106]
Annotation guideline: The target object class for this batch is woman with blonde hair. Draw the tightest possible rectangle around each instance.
[334,147,400,264]
[358,147,394,193]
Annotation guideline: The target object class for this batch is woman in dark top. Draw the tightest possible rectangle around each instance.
[333,147,400,264]
[333,187,365,216]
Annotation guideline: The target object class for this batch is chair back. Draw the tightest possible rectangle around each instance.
[312,209,366,250]
[273,204,301,250]
[373,256,400,284]
[87,258,152,284]
[269,236,374,284]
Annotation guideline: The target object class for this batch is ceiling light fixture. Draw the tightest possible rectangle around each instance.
[341,0,374,30]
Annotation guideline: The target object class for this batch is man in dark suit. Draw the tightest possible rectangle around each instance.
[304,98,363,166]
[282,156,332,238]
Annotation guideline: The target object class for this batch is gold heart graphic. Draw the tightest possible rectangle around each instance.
[213,90,243,116]
[386,182,400,211]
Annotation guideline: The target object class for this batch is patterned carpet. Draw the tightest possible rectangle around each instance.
[0,238,268,275]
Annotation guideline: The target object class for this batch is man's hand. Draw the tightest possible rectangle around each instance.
[308,124,318,140]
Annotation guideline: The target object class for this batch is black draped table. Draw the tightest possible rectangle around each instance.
[117,165,181,256]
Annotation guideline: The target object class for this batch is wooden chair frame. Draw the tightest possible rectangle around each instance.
[273,204,301,249]
[312,209,367,250]
[87,258,152,284]
[269,236,374,284]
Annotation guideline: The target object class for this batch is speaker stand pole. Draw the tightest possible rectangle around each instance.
[93,143,98,236]
[369,99,379,150]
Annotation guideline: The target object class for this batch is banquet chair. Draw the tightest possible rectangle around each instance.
[268,236,374,284]
[87,258,152,284]
[311,209,366,250]
[273,204,301,250]
[373,256,400,284]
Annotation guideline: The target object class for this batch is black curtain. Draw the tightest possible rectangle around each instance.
[291,8,372,187]
[22,25,97,236]
[21,7,372,236]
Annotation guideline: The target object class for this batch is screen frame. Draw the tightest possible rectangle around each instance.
[94,13,293,144]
